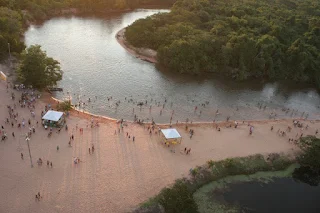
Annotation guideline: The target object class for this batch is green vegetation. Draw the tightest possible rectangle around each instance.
[293,136,320,186]
[194,164,298,213]
[158,180,199,213]
[125,0,320,88]
[71,0,175,11]
[17,45,63,89]
[137,154,294,213]
[0,0,174,61]
[0,7,25,60]
[57,100,72,112]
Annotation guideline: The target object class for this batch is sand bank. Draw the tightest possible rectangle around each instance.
[116,28,157,63]
[1,79,319,213]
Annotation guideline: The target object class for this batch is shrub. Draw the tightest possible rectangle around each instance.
[158,180,199,213]
[57,100,72,112]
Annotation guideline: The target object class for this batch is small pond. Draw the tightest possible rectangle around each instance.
[220,177,320,213]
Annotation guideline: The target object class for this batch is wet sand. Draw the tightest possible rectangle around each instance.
[0,79,319,213]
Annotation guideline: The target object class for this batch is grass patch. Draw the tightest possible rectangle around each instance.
[193,164,298,213]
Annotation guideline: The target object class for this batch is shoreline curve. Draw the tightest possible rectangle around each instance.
[116,28,157,64]
[46,93,320,127]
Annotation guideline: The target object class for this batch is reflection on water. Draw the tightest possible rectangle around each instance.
[25,9,320,123]
[221,178,320,213]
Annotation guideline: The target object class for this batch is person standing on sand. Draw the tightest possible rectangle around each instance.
[50,162,53,168]
[21,153,23,159]
[249,126,253,135]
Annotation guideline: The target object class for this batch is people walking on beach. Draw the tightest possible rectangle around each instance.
[12,132,15,137]
[92,145,94,153]
[249,126,253,135]
[21,153,23,159]
[57,146,59,151]
[50,162,53,168]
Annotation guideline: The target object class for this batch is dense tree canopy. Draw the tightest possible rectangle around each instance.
[158,180,199,213]
[0,6,25,60]
[70,0,175,10]
[17,45,63,89]
[0,0,174,60]
[125,0,320,88]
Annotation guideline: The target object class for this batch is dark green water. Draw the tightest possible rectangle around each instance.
[221,177,320,213]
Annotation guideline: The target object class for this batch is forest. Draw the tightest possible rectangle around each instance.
[0,0,175,60]
[125,0,320,88]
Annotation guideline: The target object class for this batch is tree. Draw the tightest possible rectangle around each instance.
[0,6,25,60]
[293,137,320,186]
[158,180,199,213]
[125,0,320,89]
[17,45,63,89]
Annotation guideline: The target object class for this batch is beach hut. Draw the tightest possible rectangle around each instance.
[161,128,182,145]
[42,110,65,128]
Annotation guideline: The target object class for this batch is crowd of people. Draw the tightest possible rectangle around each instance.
[1,81,319,206]
[65,88,315,126]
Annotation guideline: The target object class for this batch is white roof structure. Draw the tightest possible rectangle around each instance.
[42,110,64,122]
[161,128,181,139]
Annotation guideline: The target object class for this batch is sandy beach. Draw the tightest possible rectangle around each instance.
[0,77,319,213]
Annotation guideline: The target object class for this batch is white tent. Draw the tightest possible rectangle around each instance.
[161,128,181,139]
[42,110,64,122]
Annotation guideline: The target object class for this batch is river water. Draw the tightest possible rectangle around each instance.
[221,178,320,213]
[25,9,320,123]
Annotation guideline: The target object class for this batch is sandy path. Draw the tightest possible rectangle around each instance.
[0,80,318,213]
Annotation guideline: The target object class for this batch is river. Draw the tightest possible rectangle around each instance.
[221,178,320,213]
[24,9,320,123]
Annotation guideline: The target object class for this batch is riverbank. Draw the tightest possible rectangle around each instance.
[116,28,158,63]
[194,163,299,213]
[135,154,298,213]
[2,75,320,212]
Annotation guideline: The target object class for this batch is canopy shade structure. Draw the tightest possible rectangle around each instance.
[161,128,181,139]
[42,110,64,122]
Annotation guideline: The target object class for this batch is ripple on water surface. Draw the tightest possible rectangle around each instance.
[25,9,320,123]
